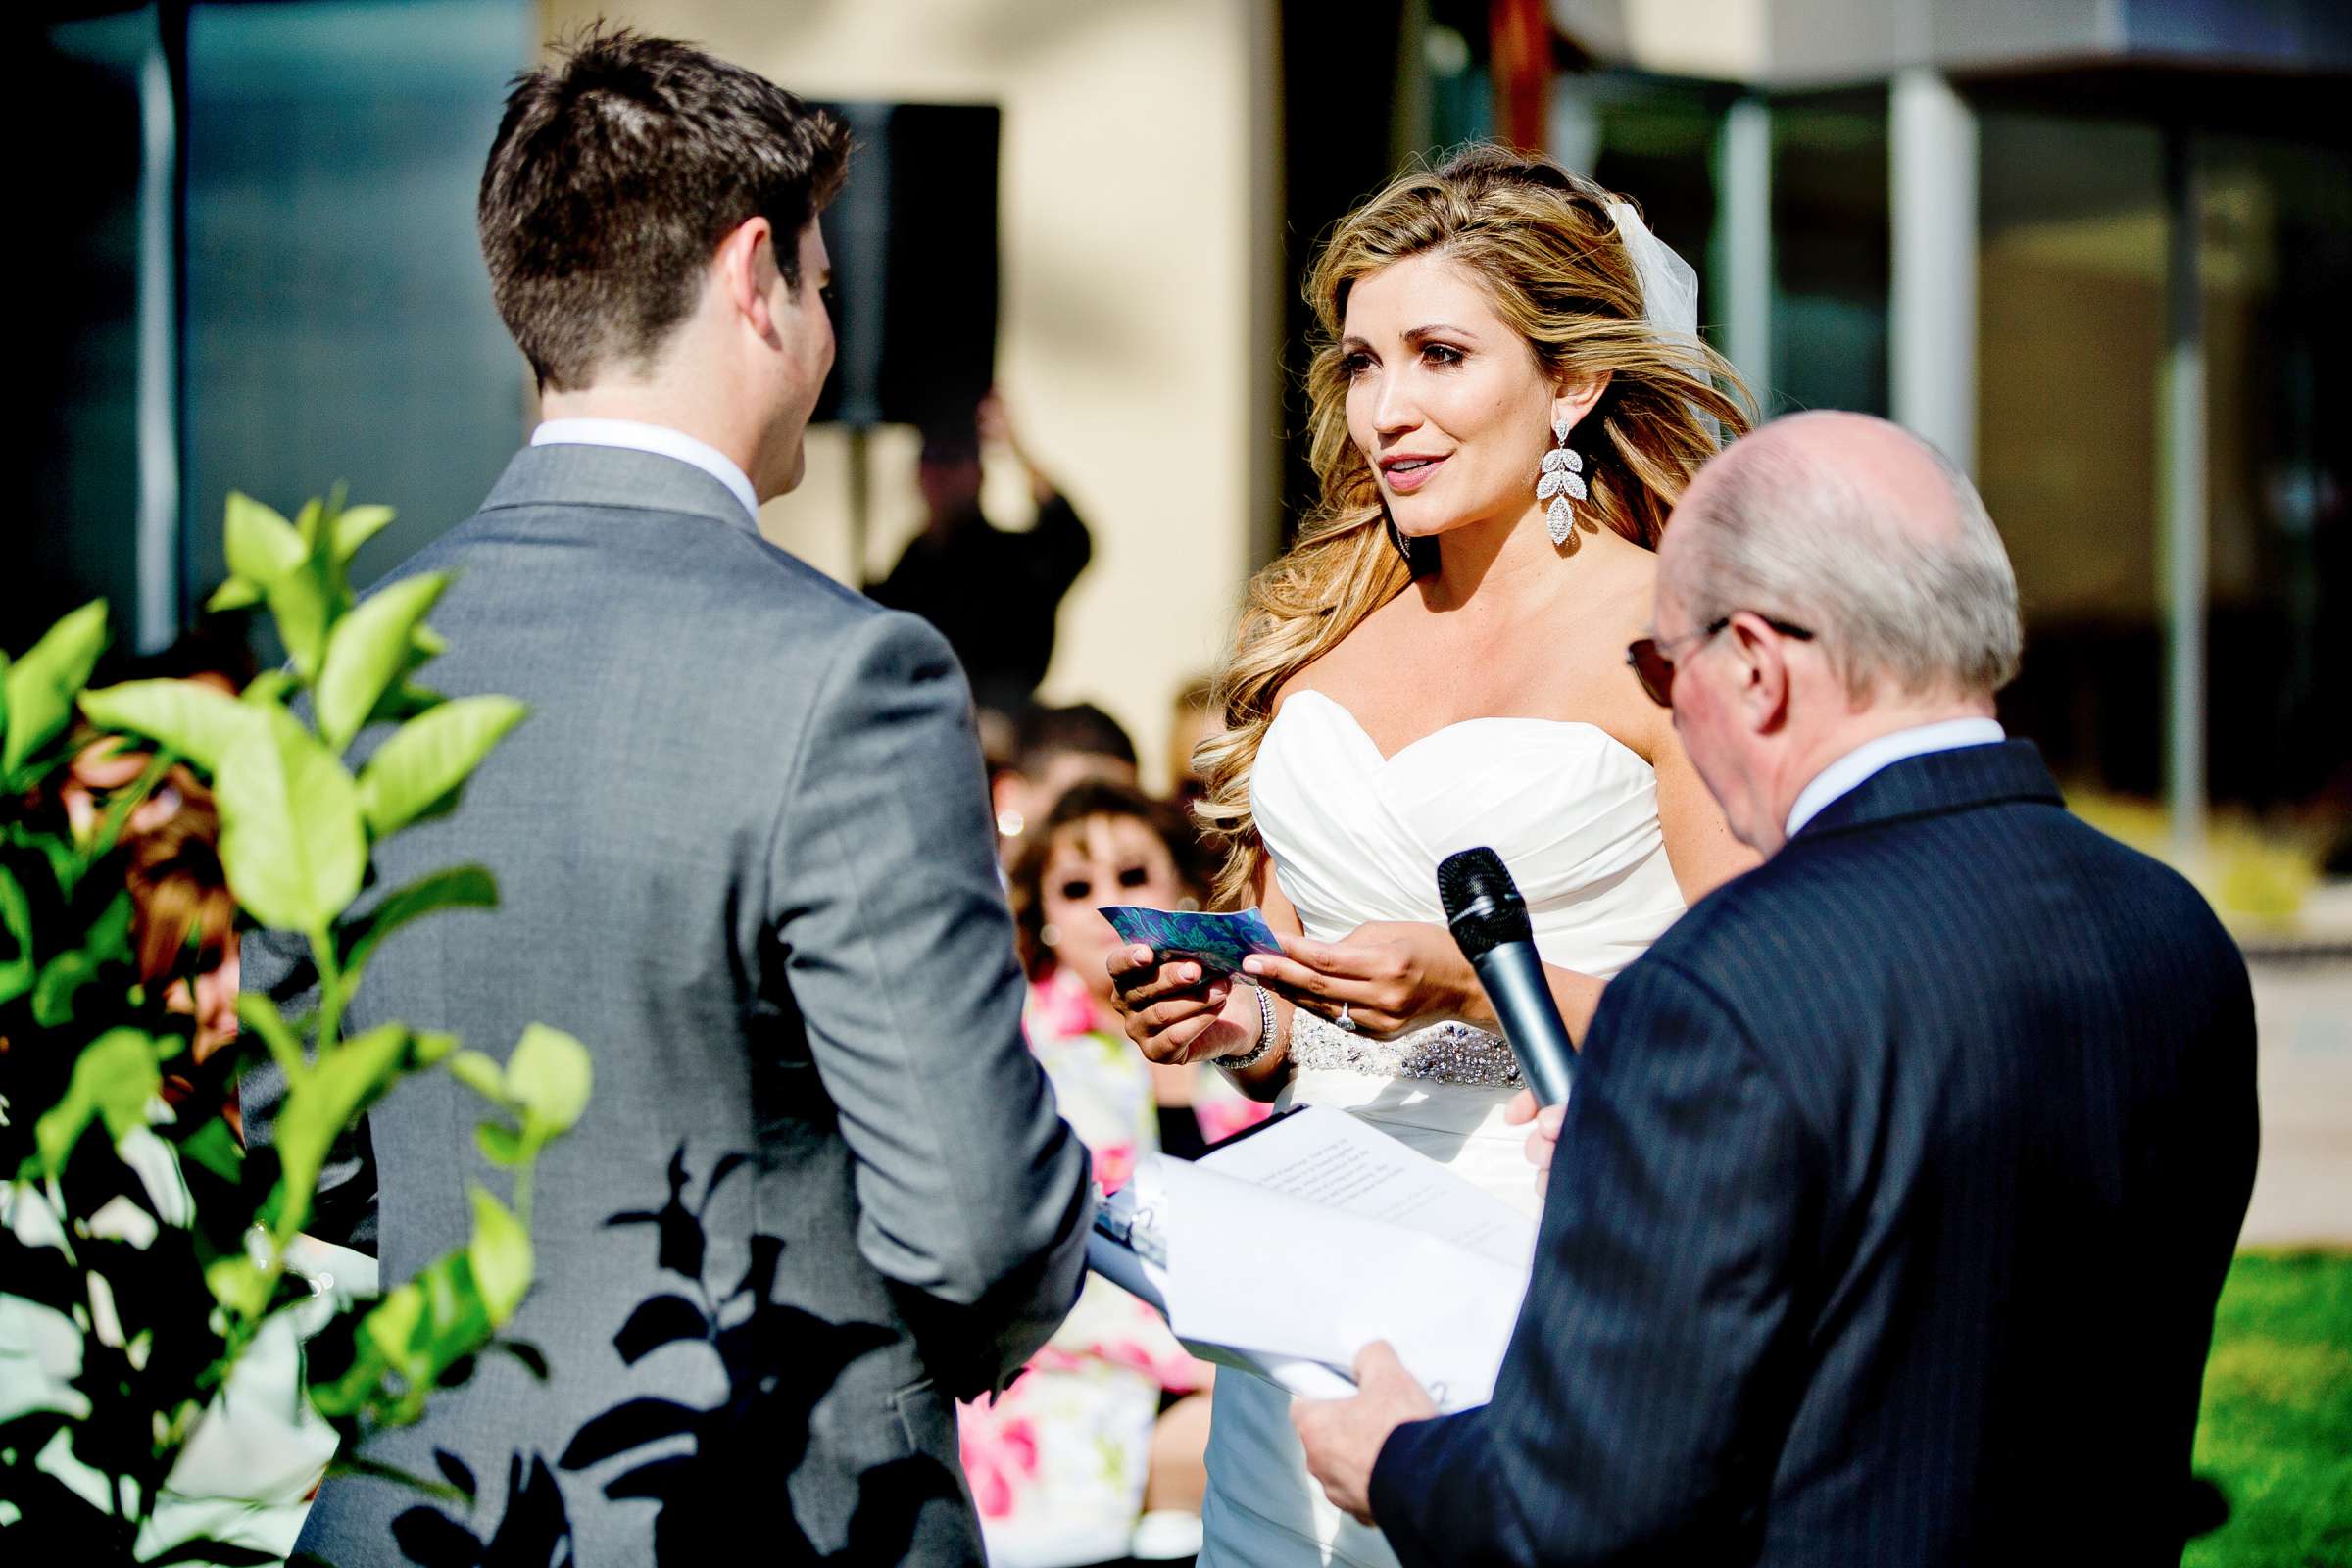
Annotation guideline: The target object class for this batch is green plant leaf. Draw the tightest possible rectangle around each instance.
[77,677,262,776]
[333,504,398,565]
[29,889,133,1028]
[508,1024,593,1143]
[362,1278,425,1367]
[337,865,497,983]
[235,992,307,1083]
[271,1022,417,1239]
[180,1116,244,1183]
[0,864,33,1006]
[466,1187,531,1326]
[3,599,110,777]
[5,818,80,900]
[445,1049,508,1105]
[473,1123,524,1167]
[222,492,305,586]
[265,561,336,684]
[355,696,526,841]
[242,669,296,709]
[33,1027,160,1176]
[214,708,368,936]
[207,576,263,612]
[207,1255,271,1319]
[315,573,450,754]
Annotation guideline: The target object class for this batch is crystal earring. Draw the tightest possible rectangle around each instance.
[1540,416,1592,548]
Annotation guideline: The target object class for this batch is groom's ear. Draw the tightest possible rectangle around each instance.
[714,216,782,345]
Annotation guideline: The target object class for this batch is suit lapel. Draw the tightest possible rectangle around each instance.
[1793,739,2065,843]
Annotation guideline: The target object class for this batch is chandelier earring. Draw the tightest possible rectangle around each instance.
[1539,416,1595,550]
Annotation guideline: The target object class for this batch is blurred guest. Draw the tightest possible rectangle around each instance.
[124,791,241,1126]
[868,391,1093,715]
[994,701,1139,852]
[964,781,1263,1568]
[52,717,241,1126]
[1165,675,1220,818]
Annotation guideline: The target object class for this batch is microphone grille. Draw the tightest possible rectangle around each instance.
[1438,847,1534,958]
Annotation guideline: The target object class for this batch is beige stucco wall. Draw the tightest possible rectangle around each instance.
[539,0,1276,788]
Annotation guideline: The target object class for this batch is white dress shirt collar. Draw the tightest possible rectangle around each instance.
[1785,716,2008,840]
[531,417,760,523]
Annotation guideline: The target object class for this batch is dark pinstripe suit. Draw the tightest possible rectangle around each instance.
[1370,740,2257,1566]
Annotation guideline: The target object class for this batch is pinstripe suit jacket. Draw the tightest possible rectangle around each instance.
[1370,740,2257,1566]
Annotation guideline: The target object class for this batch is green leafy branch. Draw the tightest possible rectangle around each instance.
[2,488,589,1564]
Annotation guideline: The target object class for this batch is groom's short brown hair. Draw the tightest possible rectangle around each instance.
[478,26,848,391]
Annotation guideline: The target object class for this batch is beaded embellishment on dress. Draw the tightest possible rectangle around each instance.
[1287,1007,1523,1087]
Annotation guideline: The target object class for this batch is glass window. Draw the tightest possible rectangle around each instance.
[23,13,148,649]
[182,0,532,607]
[2193,130,2352,828]
[1976,108,2169,798]
[1769,90,1890,418]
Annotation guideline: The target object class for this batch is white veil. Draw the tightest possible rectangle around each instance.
[1602,198,1720,443]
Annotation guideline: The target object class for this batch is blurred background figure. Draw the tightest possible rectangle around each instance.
[867,392,1094,718]
[994,701,1141,857]
[57,630,256,1128]
[1165,676,1221,821]
[969,779,1272,1568]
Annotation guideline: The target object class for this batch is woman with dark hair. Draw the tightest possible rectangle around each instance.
[963,781,1264,1568]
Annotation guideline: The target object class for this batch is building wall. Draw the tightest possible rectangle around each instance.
[540,0,1277,788]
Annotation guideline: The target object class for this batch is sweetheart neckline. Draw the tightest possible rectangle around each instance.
[1273,687,1655,773]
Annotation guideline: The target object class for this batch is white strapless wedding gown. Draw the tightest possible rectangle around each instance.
[1196,689,1689,1568]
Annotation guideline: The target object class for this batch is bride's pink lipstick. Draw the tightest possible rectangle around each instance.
[1380,452,1448,494]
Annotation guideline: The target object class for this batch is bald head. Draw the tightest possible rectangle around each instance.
[1664,412,2022,703]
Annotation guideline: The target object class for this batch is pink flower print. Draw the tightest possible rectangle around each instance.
[958,1410,1041,1519]
[1196,1097,1273,1146]
[1092,1140,1139,1195]
[1028,968,1108,1043]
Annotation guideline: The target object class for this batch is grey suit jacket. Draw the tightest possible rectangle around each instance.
[244,444,1092,1567]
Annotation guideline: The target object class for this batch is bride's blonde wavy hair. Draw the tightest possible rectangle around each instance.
[1196,144,1754,908]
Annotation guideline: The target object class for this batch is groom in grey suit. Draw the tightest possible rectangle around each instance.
[246,30,1091,1566]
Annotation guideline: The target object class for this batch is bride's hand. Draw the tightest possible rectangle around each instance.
[1238,922,1484,1041]
[1106,944,1263,1065]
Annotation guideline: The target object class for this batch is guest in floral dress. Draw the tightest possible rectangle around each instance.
[960,783,1269,1568]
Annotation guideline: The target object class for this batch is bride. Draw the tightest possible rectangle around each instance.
[1107,145,1758,1568]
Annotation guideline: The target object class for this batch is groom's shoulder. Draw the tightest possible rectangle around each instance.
[412,489,892,632]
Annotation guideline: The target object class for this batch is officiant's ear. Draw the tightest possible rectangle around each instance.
[1723,612,1792,732]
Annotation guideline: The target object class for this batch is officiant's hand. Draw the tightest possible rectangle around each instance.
[1504,1088,1567,1177]
[1292,1341,1438,1526]
[1239,922,1486,1040]
[1106,945,1263,1065]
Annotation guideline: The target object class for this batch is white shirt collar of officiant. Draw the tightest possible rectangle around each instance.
[1786,717,2007,839]
[531,417,760,524]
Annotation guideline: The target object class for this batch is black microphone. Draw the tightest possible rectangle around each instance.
[1439,847,1576,1104]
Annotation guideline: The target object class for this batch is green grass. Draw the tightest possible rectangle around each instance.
[2184,1250,2352,1568]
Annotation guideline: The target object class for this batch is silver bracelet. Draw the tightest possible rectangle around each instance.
[1220,984,1280,1072]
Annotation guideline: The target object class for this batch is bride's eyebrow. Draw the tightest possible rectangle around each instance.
[1403,323,1476,345]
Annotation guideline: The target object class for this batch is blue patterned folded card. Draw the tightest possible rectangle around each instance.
[1099,906,1284,980]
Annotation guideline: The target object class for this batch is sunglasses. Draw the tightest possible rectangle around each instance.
[1625,614,1815,708]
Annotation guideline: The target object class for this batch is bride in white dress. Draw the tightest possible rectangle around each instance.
[1107,146,1758,1568]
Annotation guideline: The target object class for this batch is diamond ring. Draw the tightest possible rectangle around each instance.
[1334,1003,1357,1033]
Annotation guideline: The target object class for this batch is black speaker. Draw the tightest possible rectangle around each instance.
[811,101,1001,432]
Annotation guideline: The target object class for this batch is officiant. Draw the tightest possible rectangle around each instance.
[1291,412,2257,1567]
